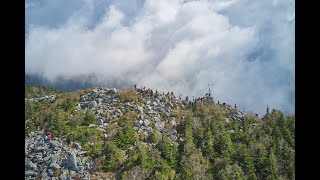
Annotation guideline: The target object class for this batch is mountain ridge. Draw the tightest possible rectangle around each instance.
[25,84,295,179]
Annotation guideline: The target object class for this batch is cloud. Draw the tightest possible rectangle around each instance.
[25,0,295,116]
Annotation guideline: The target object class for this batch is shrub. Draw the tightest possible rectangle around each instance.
[58,96,77,112]
[117,89,139,102]
[139,133,147,141]
[113,124,138,149]
[82,110,96,126]
[104,141,126,171]
[118,110,138,127]
[68,126,104,157]
[148,130,162,144]
[53,169,62,177]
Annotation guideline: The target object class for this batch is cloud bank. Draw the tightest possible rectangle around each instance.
[25,0,295,116]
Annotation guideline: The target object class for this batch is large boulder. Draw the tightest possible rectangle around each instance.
[143,119,150,126]
[25,170,37,177]
[134,121,140,127]
[139,120,144,125]
[228,130,235,134]
[49,157,61,170]
[115,109,123,116]
[80,95,88,102]
[49,140,61,148]
[154,98,160,104]
[146,127,153,134]
[152,101,158,107]
[34,146,48,153]
[90,91,99,99]
[105,112,110,119]
[155,121,165,132]
[86,101,97,109]
[109,88,118,94]
[72,142,82,149]
[76,103,81,110]
[88,124,96,128]
[62,151,79,172]
[60,173,67,180]
[25,161,37,171]
[147,110,154,114]
[48,95,56,103]
[146,105,152,110]
[170,135,178,141]
[169,118,176,126]
[96,119,104,125]
[154,116,160,122]
[137,106,144,114]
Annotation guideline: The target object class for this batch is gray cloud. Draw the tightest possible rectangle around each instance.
[25,0,295,116]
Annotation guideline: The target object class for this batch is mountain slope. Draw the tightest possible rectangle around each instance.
[25,84,295,179]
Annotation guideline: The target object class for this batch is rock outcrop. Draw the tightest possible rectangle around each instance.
[25,130,92,180]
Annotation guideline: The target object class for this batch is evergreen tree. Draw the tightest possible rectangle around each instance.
[179,148,210,179]
[103,141,125,171]
[82,110,96,126]
[266,149,279,180]
[156,136,178,168]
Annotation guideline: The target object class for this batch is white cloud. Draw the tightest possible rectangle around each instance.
[25,0,295,115]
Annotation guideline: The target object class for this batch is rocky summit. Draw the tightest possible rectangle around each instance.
[25,84,295,180]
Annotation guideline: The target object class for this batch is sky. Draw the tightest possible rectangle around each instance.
[25,0,295,116]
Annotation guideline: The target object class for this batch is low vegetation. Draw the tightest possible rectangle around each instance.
[25,84,295,179]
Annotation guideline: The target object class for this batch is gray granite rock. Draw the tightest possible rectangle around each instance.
[110,88,118,94]
[146,127,153,134]
[170,135,178,141]
[134,121,140,127]
[47,167,54,174]
[96,119,103,125]
[169,118,176,126]
[63,152,79,171]
[154,117,160,122]
[72,142,82,149]
[147,110,154,114]
[143,119,150,126]
[41,171,50,180]
[154,98,160,104]
[34,146,48,152]
[87,101,97,109]
[60,173,67,180]
[228,130,235,133]
[155,121,165,132]
[88,124,96,128]
[50,140,61,148]
[25,170,37,177]
[137,106,144,114]
[25,161,37,171]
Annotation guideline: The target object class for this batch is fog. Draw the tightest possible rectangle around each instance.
[25,0,295,115]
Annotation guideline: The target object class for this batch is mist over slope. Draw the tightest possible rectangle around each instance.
[25,0,295,115]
